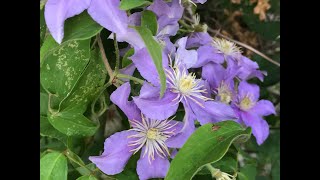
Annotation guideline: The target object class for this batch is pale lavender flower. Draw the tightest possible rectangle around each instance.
[231,81,276,145]
[90,83,187,180]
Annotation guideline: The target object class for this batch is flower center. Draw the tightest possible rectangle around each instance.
[128,114,178,163]
[240,97,254,110]
[212,38,242,59]
[166,65,212,107]
[146,128,159,140]
[217,82,232,104]
[179,76,195,94]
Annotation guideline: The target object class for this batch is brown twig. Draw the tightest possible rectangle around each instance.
[97,34,114,77]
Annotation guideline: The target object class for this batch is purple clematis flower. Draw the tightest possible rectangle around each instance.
[186,32,212,49]
[211,37,266,81]
[90,83,187,180]
[131,46,236,127]
[232,81,276,145]
[202,63,237,104]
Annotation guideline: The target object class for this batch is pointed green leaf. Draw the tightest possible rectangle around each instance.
[165,121,251,180]
[63,11,103,43]
[122,48,134,67]
[141,10,158,36]
[40,152,68,180]
[134,26,166,97]
[41,39,91,101]
[40,92,49,116]
[58,48,107,110]
[40,116,68,144]
[48,105,99,137]
[120,0,149,10]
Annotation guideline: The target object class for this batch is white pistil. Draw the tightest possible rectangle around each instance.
[212,38,242,60]
[127,114,178,164]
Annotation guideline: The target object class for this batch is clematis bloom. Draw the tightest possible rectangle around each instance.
[90,83,187,180]
[232,81,276,145]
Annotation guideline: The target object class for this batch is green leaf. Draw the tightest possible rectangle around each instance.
[122,48,134,68]
[40,92,49,116]
[197,152,238,175]
[40,116,68,144]
[141,10,158,36]
[41,39,91,103]
[134,26,166,97]
[238,164,257,180]
[76,163,96,176]
[165,121,251,180]
[58,48,107,110]
[40,152,68,180]
[120,0,148,10]
[63,11,103,43]
[40,7,47,46]
[76,175,98,180]
[40,35,59,65]
[48,105,99,137]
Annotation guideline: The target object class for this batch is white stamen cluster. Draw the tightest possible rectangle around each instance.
[213,169,236,180]
[166,63,212,107]
[128,114,178,163]
[239,93,255,111]
[217,82,233,104]
[212,38,242,59]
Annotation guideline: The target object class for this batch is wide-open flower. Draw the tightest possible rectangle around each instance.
[131,46,236,127]
[232,81,276,145]
[90,83,186,180]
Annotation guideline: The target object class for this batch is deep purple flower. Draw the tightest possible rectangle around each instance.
[232,81,276,145]
[90,83,186,180]
[131,46,236,127]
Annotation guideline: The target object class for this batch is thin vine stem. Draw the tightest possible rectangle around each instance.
[117,74,145,85]
[97,34,114,77]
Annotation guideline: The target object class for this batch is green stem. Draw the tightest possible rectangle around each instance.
[97,34,114,78]
[179,20,193,30]
[113,33,121,73]
[91,81,112,119]
[117,74,145,85]
[64,150,95,176]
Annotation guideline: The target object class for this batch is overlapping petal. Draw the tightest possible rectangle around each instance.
[89,130,136,175]
[110,82,141,121]
[44,0,91,43]
[137,148,170,180]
